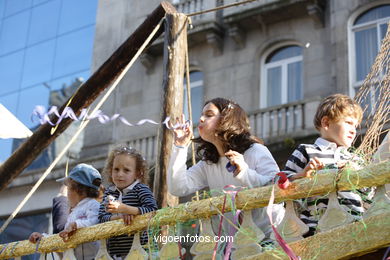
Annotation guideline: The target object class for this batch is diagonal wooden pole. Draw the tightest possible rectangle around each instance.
[0,1,176,192]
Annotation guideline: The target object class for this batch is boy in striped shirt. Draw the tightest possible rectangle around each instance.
[284,94,371,236]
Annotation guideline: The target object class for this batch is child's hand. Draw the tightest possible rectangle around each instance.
[29,232,42,243]
[59,222,77,242]
[106,200,124,214]
[121,214,134,225]
[225,150,245,175]
[167,114,193,147]
[293,157,324,180]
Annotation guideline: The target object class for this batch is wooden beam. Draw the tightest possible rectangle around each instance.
[0,1,176,192]
[244,211,390,260]
[0,162,388,259]
[153,13,188,208]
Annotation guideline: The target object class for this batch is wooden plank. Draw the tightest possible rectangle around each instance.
[0,1,176,192]
[243,211,390,260]
[0,162,388,259]
[153,13,188,208]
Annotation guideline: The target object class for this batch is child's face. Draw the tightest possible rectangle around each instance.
[198,103,221,144]
[65,181,85,208]
[112,154,138,190]
[321,115,359,147]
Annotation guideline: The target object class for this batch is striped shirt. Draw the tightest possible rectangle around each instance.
[284,137,371,235]
[98,180,158,257]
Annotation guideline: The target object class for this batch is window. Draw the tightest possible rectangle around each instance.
[261,45,303,108]
[183,71,204,122]
[349,5,390,102]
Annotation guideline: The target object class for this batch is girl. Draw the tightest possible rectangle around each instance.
[29,163,102,260]
[98,146,158,259]
[168,98,284,240]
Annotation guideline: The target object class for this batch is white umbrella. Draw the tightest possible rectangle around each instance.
[0,103,33,139]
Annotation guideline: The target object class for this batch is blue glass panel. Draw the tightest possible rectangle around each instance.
[53,26,94,78]
[28,0,60,45]
[58,0,97,34]
[12,124,54,171]
[4,0,32,16]
[0,92,19,162]
[48,70,89,91]
[17,85,49,128]
[22,39,55,87]
[267,66,282,106]
[0,10,30,54]
[0,0,5,18]
[0,138,13,162]
[266,46,302,63]
[0,91,18,113]
[33,0,51,5]
[355,27,377,81]
[287,61,302,102]
[0,51,24,96]
[354,5,390,25]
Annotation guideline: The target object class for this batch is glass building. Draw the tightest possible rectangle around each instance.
[0,1,97,258]
[0,0,98,163]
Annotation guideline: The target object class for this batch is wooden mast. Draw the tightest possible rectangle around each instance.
[0,1,176,192]
[154,13,188,208]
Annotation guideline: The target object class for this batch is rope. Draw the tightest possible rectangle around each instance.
[183,17,201,207]
[187,0,260,17]
[0,17,165,235]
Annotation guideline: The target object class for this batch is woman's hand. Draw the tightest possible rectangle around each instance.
[167,114,193,147]
[225,150,246,175]
[29,232,42,243]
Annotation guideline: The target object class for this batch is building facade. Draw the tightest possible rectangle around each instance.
[0,0,389,256]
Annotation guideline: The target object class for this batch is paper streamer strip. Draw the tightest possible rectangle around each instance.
[31,105,191,130]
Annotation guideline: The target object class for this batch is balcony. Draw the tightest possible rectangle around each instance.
[248,97,321,143]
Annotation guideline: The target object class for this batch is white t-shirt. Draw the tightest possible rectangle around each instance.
[65,197,100,260]
[168,143,285,237]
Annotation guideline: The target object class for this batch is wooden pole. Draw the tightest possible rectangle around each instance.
[0,162,388,259]
[0,1,176,192]
[154,13,188,208]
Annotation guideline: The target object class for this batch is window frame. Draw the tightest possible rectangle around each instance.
[260,43,303,108]
[348,3,390,97]
[183,69,204,122]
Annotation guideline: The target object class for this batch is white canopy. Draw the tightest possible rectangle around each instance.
[0,103,33,139]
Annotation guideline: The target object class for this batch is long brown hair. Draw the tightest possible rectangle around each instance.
[194,98,262,163]
[103,145,149,184]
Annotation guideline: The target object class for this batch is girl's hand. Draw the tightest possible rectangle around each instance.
[106,200,124,214]
[121,214,134,225]
[59,222,77,242]
[106,201,140,215]
[225,150,245,175]
[29,232,42,243]
[167,114,193,147]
